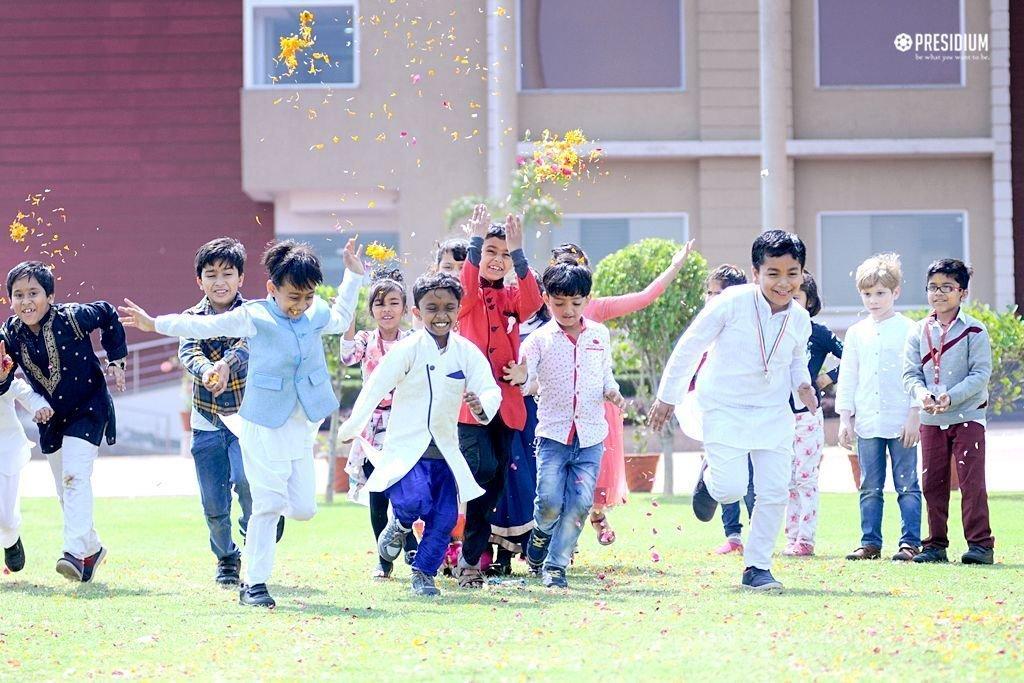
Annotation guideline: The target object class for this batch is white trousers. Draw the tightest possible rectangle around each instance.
[45,437,102,560]
[238,416,320,586]
[704,441,791,570]
[0,470,21,549]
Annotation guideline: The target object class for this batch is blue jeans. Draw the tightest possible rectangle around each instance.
[533,436,604,570]
[191,427,252,561]
[720,456,755,538]
[857,437,922,549]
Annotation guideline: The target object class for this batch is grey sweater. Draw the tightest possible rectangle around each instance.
[903,309,992,427]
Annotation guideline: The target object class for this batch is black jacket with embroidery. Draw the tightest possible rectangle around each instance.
[0,302,127,454]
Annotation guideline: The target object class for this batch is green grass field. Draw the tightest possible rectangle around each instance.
[3,493,1022,680]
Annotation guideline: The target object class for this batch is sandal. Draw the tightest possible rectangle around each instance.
[590,513,617,546]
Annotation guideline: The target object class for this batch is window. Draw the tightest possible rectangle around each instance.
[247,2,357,87]
[289,231,399,286]
[816,0,962,88]
[524,214,688,269]
[519,0,683,91]
[818,212,967,308]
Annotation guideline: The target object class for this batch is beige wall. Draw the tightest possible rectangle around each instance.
[795,157,995,303]
[792,0,991,139]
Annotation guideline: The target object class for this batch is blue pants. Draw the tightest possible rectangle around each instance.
[857,437,922,549]
[533,436,604,570]
[386,459,459,576]
[191,427,252,561]
[720,456,755,538]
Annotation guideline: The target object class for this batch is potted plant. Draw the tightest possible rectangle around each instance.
[622,402,660,493]
[593,238,708,494]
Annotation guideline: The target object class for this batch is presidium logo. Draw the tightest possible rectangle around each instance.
[894,32,990,60]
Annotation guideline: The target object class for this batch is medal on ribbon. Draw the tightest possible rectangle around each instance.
[753,290,790,384]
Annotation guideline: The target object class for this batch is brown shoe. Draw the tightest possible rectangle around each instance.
[891,545,919,562]
[845,545,881,560]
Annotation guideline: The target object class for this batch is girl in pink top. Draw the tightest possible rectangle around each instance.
[341,267,416,579]
[550,239,694,544]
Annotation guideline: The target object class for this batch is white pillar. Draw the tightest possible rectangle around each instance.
[990,0,1014,309]
[759,0,790,231]
[487,0,517,201]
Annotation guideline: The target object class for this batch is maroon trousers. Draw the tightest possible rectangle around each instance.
[919,422,994,549]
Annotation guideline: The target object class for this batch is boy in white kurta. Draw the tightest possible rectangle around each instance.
[1,374,52,573]
[649,230,818,592]
[339,272,501,597]
[119,238,364,609]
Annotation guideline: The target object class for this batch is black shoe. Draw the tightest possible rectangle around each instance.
[216,556,241,586]
[4,537,25,573]
[692,458,718,522]
[525,529,551,570]
[55,552,84,582]
[239,583,276,608]
[404,549,417,566]
[741,566,784,591]
[81,547,108,583]
[541,566,568,589]
[276,516,285,543]
[961,545,994,565]
[411,569,440,596]
[912,546,949,564]
[377,517,411,564]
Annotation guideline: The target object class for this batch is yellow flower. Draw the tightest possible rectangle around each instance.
[9,219,29,243]
[299,10,315,25]
[366,242,397,262]
[563,129,586,146]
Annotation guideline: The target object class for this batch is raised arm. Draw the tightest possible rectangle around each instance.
[588,241,693,323]
[457,204,491,320]
[322,268,363,336]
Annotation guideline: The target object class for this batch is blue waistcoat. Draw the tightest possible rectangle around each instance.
[238,297,338,428]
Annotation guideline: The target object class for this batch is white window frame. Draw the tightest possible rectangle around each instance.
[515,0,686,94]
[814,0,966,90]
[244,0,360,90]
[536,212,689,263]
[815,209,970,313]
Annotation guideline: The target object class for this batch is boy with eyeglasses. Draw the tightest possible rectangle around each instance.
[903,258,994,565]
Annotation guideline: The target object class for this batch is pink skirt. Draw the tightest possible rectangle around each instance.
[593,402,628,508]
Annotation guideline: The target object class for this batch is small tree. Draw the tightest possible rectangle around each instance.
[905,303,1024,416]
[592,239,708,494]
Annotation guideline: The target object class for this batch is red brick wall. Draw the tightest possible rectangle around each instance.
[0,1,273,340]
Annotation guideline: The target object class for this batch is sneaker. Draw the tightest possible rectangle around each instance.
[961,545,994,565]
[455,554,485,589]
[891,545,920,562]
[912,546,949,564]
[404,549,417,566]
[526,563,543,579]
[792,542,814,557]
[692,458,718,522]
[3,537,25,573]
[377,517,411,564]
[525,528,552,570]
[55,552,84,582]
[80,547,108,583]
[216,557,241,586]
[541,566,568,589]
[372,560,393,580]
[741,566,783,592]
[716,538,744,555]
[239,583,276,608]
[781,542,798,557]
[845,545,881,561]
[276,516,286,543]
[410,569,440,596]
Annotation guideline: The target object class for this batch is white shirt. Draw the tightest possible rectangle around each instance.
[0,378,49,475]
[656,284,812,450]
[835,313,917,439]
[519,318,619,448]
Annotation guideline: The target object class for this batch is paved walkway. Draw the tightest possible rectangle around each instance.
[18,421,1021,498]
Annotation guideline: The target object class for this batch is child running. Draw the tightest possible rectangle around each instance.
[1,374,52,573]
[649,230,817,591]
[0,261,128,583]
[339,272,501,596]
[118,238,364,608]
[342,266,419,578]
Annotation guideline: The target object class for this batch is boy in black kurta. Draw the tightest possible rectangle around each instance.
[0,261,127,582]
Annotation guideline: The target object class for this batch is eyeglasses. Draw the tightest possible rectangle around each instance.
[926,284,961,294]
